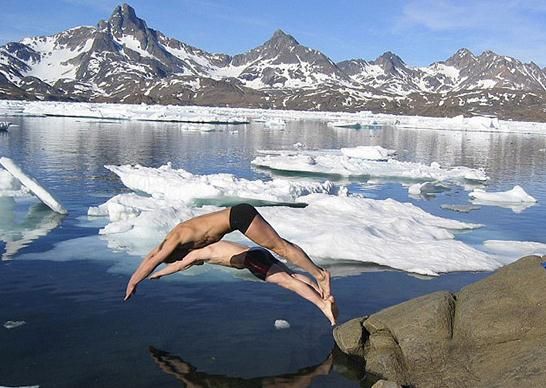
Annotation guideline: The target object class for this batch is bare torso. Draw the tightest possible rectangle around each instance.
[173,208,232,249]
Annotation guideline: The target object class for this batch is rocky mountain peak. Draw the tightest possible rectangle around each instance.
[107,3,148,39]
[373,51,408,75]
[264,29,300,50]
[444,48,477,68]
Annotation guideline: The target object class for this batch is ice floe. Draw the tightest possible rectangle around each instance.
[101,163,339,205]
[469,185,537,203]
[441,204,481,213]
[0,157,67,214]
[3,320,26,329]
[3,99,546,134]
[408,181,450,197]
[274,320,291,330]
[264,118,286,128]
[469,185,537,212]
[483,240,546,264]
[252,147,488,184]
[89,191,501,276]
[0,170,29,197]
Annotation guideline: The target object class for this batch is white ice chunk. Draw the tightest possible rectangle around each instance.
[274,320,291,330]
[264,118,286,128]
[483,240,546,264]
[3,320,26,329]
[104,164,338,204]
[408,181,450,197]
[0,169,30,197]
[340,146,396,161]
[252,149,487,183]
[469,185,537,204]
[0,158,67,214]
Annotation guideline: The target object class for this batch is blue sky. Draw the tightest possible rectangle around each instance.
[2,0,546,67]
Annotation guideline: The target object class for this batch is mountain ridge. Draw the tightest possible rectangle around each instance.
[1,3,546,122]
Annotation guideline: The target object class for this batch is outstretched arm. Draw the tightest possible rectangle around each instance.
[125,232,183,301]
[149,247,210,280]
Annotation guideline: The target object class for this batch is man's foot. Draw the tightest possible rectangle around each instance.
[321,296,337,326]
[317,269,331,300]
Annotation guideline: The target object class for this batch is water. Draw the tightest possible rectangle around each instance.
[1,116,545,387]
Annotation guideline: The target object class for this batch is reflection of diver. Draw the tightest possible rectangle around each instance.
[149,345,372,387]
[0,197,64,259]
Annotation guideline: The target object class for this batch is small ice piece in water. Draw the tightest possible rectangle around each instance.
[274,320,290,330]
[469,185,537,203]
[408,181,450,197]
[3,320,26,329]
[293,142,304,150]
[264,118,286,128]
[441,204,480,213]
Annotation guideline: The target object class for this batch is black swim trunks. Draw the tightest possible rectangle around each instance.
[244,248,280,281]
[229,203,259,234]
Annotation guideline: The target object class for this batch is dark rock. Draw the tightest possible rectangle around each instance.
[334,255,546,387]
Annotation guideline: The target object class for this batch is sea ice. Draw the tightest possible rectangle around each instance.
[252,148,488,184]
[89,192,500,275]
[274,320,290,330]
[483,240,546,264]
[469,185,537,203]
[103,163,338,204]
[441,204,481,213]
[408,181,450,197]
[3,100,546,135]
[0,170,29,197]
[264,118,286,128]
[0,157,67,214]
[3,320,26,329]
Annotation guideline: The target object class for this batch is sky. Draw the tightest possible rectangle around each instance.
[2,0,546,67]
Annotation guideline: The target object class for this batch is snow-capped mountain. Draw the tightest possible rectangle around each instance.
[1,3,546,121]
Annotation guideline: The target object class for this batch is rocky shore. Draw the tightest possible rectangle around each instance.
[334,255,546,387]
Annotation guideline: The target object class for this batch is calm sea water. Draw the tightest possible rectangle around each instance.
[1,116,545,387]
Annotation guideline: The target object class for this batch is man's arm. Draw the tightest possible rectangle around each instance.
[149,246,210,279]
[124,232,183,301]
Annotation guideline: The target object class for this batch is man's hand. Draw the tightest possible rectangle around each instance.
[124,282,137,301]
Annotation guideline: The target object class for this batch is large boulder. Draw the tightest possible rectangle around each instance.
[334,255,546,387]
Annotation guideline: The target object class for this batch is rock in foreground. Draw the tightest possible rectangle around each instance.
[334,255,546,387]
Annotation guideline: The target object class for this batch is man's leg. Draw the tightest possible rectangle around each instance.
[265,264,337,326]
[243,211,331,299]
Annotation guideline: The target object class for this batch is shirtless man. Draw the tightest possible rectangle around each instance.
[149,240,338,326]
[124,203,331,301]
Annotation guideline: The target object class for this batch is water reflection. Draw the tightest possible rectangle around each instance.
[149,345,372,387]
[0,197,64,259]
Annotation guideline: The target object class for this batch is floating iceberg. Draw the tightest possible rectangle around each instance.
[252,148,488,183]
[469,186,537,213]
[483,240,546,264]
[0,157,67,214]
[469,185,537,203]
[264,118,286,128]
[103,163,338,204]
[0,170,30,197]
[89,192,500,276]
[3,320,26,329]
[274,320,291,330]
[408,181,450,197]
